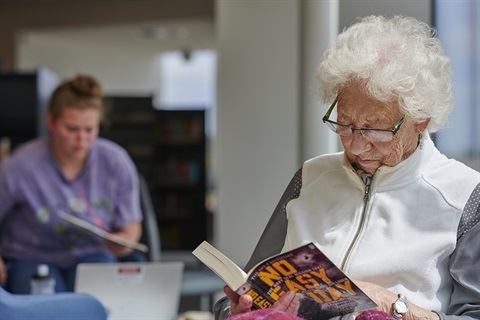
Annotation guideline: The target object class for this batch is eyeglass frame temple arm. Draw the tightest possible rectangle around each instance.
[322,97,339,122]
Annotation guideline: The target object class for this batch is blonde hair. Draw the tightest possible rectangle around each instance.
[48,74,104,120]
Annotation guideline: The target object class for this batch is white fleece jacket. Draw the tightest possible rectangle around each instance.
[283,134,479,312]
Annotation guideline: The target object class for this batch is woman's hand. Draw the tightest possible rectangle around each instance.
[224,285,301,317]
[224,285,253,316]
[271,290,302,314]
[0,256,7,286]
[105,221,142,257]
[354,280,397,313]
[354,280,440,320]
[104,239,133,257]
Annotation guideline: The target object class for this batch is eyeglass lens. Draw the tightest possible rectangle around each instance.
[325,121,394,142]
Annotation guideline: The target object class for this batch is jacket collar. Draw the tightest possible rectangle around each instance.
[342,132,436,188]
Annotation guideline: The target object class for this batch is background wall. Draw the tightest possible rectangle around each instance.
[0,0,214,71]
[339,0,431,29]
[215,1,301,264]
[16,19,214,95]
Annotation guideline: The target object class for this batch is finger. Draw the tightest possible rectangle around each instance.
[272,290,296,311]
[236,294,253,313]
[224,285,240,303]
[284,293,302,314]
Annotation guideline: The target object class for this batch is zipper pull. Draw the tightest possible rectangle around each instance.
[364,183,370,202]
[363,175,372,202]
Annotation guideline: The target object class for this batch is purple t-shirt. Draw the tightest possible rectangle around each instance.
[0,137,142,268]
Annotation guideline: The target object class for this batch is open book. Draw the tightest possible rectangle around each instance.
[58,211,149,253]
[193,241,376,319]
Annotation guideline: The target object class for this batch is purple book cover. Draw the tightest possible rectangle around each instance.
[235,243,377,320]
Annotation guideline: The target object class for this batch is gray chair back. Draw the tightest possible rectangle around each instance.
[139,175,161,262]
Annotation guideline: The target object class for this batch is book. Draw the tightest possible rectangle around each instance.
[192,241,377,320]
[58,210,149,253]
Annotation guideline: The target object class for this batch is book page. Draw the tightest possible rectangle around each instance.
[58,211,149,253]
[192,241,248,291]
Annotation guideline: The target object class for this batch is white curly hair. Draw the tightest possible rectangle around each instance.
[316,15,453,133]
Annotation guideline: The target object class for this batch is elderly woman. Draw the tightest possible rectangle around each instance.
[214,15,480,320]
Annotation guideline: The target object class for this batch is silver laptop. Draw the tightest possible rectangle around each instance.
[75,261,184,320]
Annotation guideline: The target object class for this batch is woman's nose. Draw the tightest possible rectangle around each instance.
[76,130,89,142]
[349,130,372,155]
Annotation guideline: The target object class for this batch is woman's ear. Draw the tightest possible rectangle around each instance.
[46,113,56,133]
[416,118,430,134]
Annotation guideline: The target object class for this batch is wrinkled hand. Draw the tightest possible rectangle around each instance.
[224,285,253,316]
[271,290,302,315]
[225,286,302,317]
[353,280,397,313]
[354,280,440,320]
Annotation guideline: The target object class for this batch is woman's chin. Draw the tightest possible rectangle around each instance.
[355,162,379,175]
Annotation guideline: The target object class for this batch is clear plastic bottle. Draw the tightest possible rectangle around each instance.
[30,264,56,294]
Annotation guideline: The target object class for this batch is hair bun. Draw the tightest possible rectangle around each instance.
[69,74,102,98]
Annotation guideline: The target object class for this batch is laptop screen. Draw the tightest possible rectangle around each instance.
[75,261,184,320]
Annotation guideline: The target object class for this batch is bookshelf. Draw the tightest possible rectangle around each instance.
[102,96,207,251]
[0,68,58,152]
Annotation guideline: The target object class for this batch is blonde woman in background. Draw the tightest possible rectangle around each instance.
[0,75,144,293]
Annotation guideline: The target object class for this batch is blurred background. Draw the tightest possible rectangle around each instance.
[0,0,478,266]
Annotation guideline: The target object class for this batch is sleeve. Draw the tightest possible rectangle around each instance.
[109,146,143,230]
[243,167,302,271]
[0,158,17,222]
[213,167,303,320]
[437,183,480,320]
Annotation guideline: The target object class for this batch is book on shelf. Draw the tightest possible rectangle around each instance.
[58,211,149,253]
[192,241,377,320]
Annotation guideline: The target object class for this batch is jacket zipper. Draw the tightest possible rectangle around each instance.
[340,175,372,271]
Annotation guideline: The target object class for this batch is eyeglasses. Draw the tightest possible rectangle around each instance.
[322,97,408,143]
